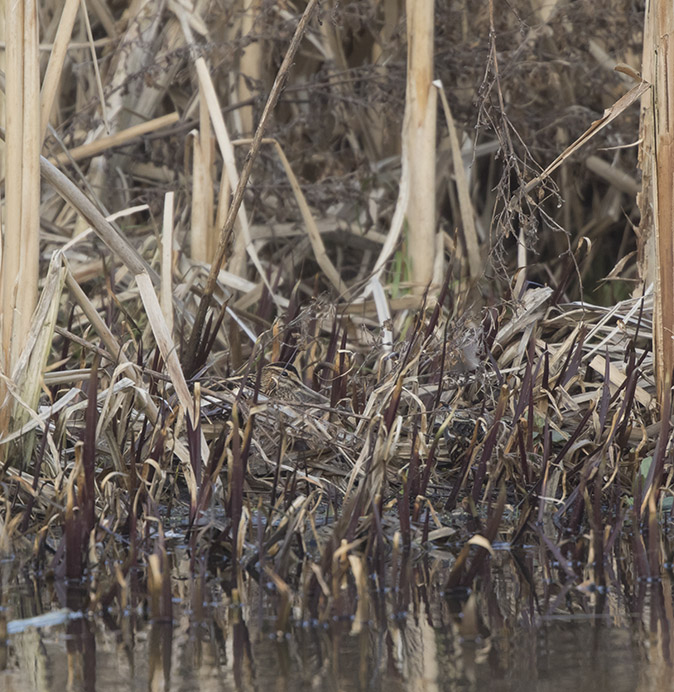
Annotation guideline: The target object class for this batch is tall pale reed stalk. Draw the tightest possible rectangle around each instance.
[0,0,40,440]
[404,0,437,294]
[639,1,674,407]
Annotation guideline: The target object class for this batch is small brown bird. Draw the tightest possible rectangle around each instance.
[259,362,327,405]
[200,362,325,420]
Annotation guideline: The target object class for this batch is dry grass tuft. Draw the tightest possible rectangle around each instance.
[0,1,664,621]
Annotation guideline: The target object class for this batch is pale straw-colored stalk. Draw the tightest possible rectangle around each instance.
[639,0,674,407]
[404,0,437,294]
[39,0,79,143]
[49,112,180,165]
[436,81,481,279]
[161,191,175,335]
[1,0,40,441]
[190,84,214,262]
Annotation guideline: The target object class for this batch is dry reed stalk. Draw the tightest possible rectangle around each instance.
[637,7,658,289]
[49,112,180,165]
[404,0,437,294]
[80,0,108,133]
[436,83,481,279]
[214,161,231,233]
[238,0,263,136]
[39,0,79,143]
[0,0,40,438]
[640,1,674,406]
[189,84,214,262]
[161,191,175,334]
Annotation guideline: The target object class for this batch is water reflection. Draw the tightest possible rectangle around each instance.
[2,540,674,691]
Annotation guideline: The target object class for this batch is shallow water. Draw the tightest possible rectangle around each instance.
[2,543,673,692]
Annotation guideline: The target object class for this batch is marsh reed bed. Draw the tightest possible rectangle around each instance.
[0,0,669,635]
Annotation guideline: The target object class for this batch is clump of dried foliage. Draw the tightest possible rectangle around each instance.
[2,0,667,620]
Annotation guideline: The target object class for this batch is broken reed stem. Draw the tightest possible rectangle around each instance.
[184,0,320,369]
[189,84,214,263]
